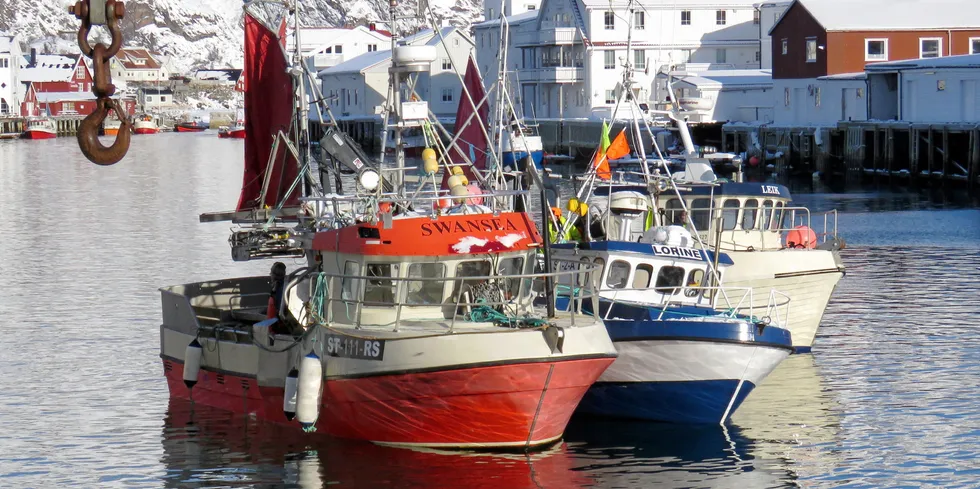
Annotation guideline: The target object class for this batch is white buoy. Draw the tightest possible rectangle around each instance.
[283,368,299,421]
[296,352,322,430]
[183,339,203,389]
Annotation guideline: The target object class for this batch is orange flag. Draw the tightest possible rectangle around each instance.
[606,129,630,160]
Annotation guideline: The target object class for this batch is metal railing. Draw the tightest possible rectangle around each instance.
[285,259,603,333]
[598,284,792,329]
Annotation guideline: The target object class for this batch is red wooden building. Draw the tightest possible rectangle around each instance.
[770,0,980,79]
[19,52,135,117]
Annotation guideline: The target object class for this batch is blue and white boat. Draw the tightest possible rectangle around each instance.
[551,220,793,424]
[500,124,543,171]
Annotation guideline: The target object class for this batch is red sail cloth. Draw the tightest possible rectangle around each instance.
[441,57,489,189]
[237,13,299,211]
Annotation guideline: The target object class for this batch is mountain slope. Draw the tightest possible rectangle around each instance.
[0,0,481,72]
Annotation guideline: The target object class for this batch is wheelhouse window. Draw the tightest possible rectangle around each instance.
[364,263,398,305]
[654,266,685,294]
[592,257,606,287]
[606,260,631,289]
[604,11,615,30]
[716,10,726,25]
[805,38,817,63]
[665,198,684,226]
[680,10,691,25]
[920,38,941,58]
[865,39,888,61]
[742,198,758,229]
[685,269,705,298]
[633,264,653,289]
[634,11,645,29]
[721,199,740,230]
[604,50,616,69]
[770,201,785,231]
[690,198,711,231]
[497,257,525,299]
[406,263,445,305]
[341,261,360,301]
[761,200,774,230]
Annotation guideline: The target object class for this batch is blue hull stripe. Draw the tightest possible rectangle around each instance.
[578,380,757,424]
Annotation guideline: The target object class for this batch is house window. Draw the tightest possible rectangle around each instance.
[920,38,941,58]
[634,11,645,29]
[814,86,821,107]
[335,45,343,54]
[604,50,615,69]
[716,10,726,25]
[0,59,6,68]
[781,38,788,55]
[679,10,691,25]
[971,38,980,54]
[489,8,495,18]
[63,102,74,112]
[442,88,453,102]
[527,5,535,10]
[865,39,887,61]
[753,9,760,24]
[716,48,726,63]
[806,37,817,63]
[605,11,615,29]
[755,51,761,62]
[368,44,377,52]
[605,89,616,104]
[442,58,452,70]
[146,96,153,102]
[76,65,85,79]
[634,49,645,69]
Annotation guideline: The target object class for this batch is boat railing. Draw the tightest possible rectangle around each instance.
[599,284,791,329]
[300,188,531,225]
[679,204,839,251]
[294,259,602,333]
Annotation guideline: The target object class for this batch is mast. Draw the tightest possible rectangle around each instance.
[291,0,312,198]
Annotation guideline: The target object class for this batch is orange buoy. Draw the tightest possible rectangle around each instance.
[785,225,817,249]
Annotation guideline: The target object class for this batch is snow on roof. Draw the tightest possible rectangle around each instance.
[19,54,79,82]
[289,25,391,54]
[318,49,392,75]
[193,69,242,82]
[793,0,980,31]
[399,26,463,47]
[672,69,773,89]
[116,48,162,70]
[582,0,758,8]
[36,91,96,103]
[864,53,980,71]
[473,11,539,28]
[818,72,867,80]
[0,36,12,54]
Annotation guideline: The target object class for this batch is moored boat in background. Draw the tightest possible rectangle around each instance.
[175,118,208,132]
[133,115,160,135]
[21,117,57,139]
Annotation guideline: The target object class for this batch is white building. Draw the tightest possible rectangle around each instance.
[475,0,765,120]
[866,54,980,123]
[670,69,774,122]
[317,27,475,119]
[289,24,392,73]
[137,86,175,110]
[0,33,22,116]
[110,48,170,83]
[483,0,542,22]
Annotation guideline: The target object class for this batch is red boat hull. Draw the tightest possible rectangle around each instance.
[22,130,56,140]
[163,356,613,448]
[218,129,245,139]
[176,125,207,132]
[134,127,159,135]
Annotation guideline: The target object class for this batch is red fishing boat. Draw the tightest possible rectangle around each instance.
[159,5,616,449]
[175,119,208,132]
[133,115,159,135]
[217,122,245,138]
[22,117,57,139]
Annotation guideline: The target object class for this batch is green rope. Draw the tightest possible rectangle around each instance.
[466,301,549,328]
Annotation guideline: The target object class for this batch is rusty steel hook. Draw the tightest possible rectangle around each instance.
[78,98,132,166]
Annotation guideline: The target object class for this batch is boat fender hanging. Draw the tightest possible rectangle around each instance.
[183,339,203,389]
[283,368,299,421]
[296,351,323,431]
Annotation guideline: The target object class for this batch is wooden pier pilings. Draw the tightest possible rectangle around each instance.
[722,122,980,189]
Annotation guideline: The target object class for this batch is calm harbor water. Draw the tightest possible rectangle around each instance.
[1,133,978,488]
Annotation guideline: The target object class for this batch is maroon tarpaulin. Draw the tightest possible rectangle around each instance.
[441,57,489,188]
[237,12,299,211]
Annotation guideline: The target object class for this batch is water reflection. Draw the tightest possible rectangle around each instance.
[161,398,595,488]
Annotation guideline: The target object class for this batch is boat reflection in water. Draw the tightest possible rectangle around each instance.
[732,352,845,481]
[160,398,594,488]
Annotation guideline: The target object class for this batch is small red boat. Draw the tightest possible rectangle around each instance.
[22,117,57,140]
[217,123,245,139]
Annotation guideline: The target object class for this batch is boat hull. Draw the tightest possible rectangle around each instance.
[502,150,544,170]
[218,129,246,139]
[176,125,207,132]
[104,128,120,136]
[722,249,844,352]
[22,130,56,140]
[163,355,613,448]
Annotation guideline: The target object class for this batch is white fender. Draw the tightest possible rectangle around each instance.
[296,352,322,429]
[283,368,299,421]
[183,339,202,389]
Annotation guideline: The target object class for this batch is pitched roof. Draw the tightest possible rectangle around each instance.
[36,91,96,103]
[115,48,162,70]
[865,53,980,71]
[192,69,242,82]
[580,0,757,8]
[19,54,80,83]
[473,11,539,28]
[318,49,392,75]
[791,0,980,31]
[673,69,773,89]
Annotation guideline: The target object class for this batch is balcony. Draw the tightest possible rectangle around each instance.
[513,27,578,47]
[520,67,584,83]
[312,53,345,69]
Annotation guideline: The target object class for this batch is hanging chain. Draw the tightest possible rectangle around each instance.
[69,0,132,166]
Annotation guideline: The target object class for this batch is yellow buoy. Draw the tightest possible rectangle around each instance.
[567,198,580,213]
[421,148,438,175]
[578,202,589,216]
[447,175,464,189]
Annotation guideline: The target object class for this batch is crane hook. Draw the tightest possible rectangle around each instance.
[77,98,132,166]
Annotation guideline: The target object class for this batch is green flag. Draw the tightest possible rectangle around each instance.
[599,121,611,154]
